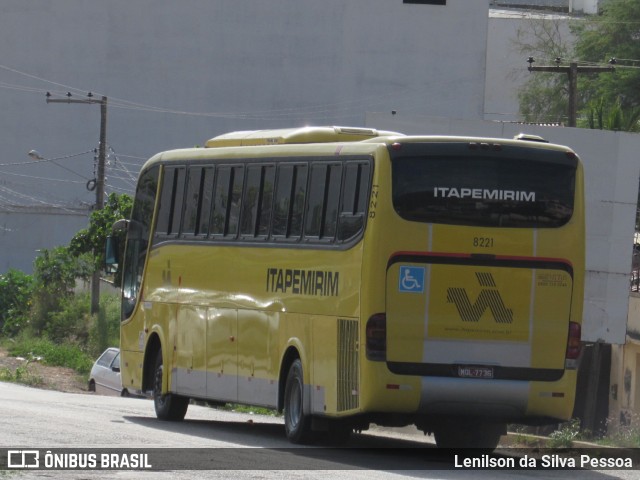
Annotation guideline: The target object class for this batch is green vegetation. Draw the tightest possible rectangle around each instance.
[69,193,132,287]
[0,364,44,388]
[514,17,572,124]
[8,336,94,375]
[220,403,280,417]
[595,414,640,447]
[517,0,640,131]
[547,418,583,448]
[1,292,121,378]
[0,269,34,336]
[0,193,130,385]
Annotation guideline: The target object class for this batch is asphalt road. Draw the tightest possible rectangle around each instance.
[0,382,636,480]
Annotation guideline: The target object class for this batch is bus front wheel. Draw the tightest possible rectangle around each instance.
[284,359,315,444]
[153,350,189,421]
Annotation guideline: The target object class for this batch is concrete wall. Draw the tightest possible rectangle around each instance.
[609,295,640,431]
[366,112,640,345]
[0,0,491,273]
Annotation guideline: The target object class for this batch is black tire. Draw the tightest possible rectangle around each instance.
[434,420,503,450]
[88,379,95,392]
[283,359,315,444]
[153,350,189,421]
[121,388,129,397]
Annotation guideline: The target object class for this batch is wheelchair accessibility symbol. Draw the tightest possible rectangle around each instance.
[398,266,425,293]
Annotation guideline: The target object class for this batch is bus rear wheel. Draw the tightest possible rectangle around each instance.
[284,359,315,444]
[153,350,189,421]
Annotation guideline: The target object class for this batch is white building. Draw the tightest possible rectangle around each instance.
[0,0,491,272]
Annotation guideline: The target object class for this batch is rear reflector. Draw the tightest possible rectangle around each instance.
[565,321,581,360]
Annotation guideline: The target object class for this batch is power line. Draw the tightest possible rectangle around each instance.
[0,62,451,122]
[0,169,86,185]
[0,149,93,167]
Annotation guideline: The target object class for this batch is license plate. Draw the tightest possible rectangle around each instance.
[458,366,494,379]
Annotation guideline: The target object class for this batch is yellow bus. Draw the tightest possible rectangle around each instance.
[111,126,584,449]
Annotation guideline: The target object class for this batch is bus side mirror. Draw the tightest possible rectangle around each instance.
[105,236,119,274]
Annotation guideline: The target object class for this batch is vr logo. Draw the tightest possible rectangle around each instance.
[7,450,40,469]
[447,272,513,324]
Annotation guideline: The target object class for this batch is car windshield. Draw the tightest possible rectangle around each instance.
[97,349,118,368]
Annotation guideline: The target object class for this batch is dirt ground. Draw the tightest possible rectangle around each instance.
[0,346,89,394]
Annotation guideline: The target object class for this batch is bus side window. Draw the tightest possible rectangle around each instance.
[155,166,186,239]
[290,165,308,238]
[273,164,307,240]
[258,166,275,237]
[338,162,371,241]
[182,165,215,238]
[305,163,342,242]
[182,166,203,236]
[241,165,275,239]
[198,167,215,236]
[211,165,244,238]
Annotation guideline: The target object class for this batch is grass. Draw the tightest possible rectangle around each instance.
[546,419,583,448]
[5,336,93,375]
[593,414,640,448]
[219,403,280,417]
[0,364,44,388]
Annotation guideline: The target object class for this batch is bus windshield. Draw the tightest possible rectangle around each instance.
[392,155,576,228]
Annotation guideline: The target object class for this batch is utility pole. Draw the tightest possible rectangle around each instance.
[527,58,614,127]
[46,93,108,315]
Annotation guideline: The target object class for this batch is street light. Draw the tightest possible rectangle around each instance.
[28,149,44,160]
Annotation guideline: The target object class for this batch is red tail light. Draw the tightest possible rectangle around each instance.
[565,322,581,360]
[366,313,386,361]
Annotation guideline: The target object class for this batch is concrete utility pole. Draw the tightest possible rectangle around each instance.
[527,58,614,127]
[46,93,108,315]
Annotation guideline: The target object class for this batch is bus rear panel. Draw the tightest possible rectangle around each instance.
[360,138,584,445]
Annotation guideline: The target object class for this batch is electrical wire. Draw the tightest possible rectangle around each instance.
[0,169,86,185]
[108,146,138,183]
[0,62,442,122]
[0,150,93,167]
[0,185,77,213]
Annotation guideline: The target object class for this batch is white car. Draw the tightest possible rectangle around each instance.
[88,348,127,396]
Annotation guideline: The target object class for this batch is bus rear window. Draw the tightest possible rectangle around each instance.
[392,156,576,228]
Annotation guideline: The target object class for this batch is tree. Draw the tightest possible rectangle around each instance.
[69,192,132,287]
[514,17,574,123]
[30,246,93,335]
[516,0,640,129]
[580,97,640,132]
[573,0,640,114]
[0,269,34,336]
